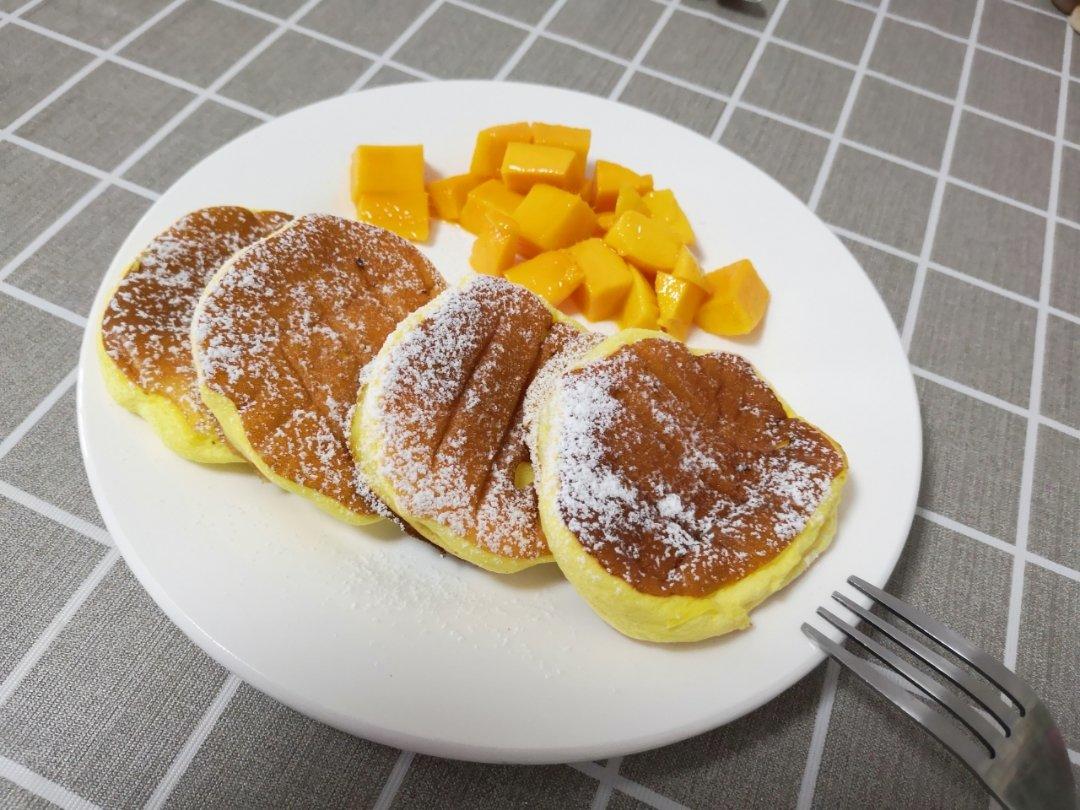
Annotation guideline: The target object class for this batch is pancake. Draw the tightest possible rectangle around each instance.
[191,213,445,525]
[352,275,600,572]
[535,330,847,642]
[99,206,291,463]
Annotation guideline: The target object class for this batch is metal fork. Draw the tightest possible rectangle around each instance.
[803,576,1077,810]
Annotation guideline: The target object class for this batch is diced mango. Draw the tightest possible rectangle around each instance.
[615,184,648,217]
[504,250,584,306]
[603,210,681,275]
[501,142,582,193]
[655,271,706,340]
[470,224,518,276]
[569,238,632,321]
[470,122,533,177]
[530,122,590,163]
[593,160,653,211]
[459,179,523,235]
[512,184,597,253]
[671,244,708,290]
[696,259,770,336]
[428,173,483,221]
[617,265,659,330]
[351,145,424,199]
[580,177,596,205]
[354,191,429,241]
[643,189,695,245]
[596,212,617,232]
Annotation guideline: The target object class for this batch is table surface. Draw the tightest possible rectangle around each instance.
[0,0,1077,808]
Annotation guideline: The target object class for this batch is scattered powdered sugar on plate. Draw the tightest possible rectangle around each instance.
[550,338,846,596]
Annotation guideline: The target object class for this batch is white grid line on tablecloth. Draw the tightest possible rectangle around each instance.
[999,0,1065,20]
[0,283,86,327]
[607,0,678,101]
[711,0,794,140]
[144,674,242,809]
[0,13,272,122]
[796,659,840,810]
[0,367,77,462]
[0,0,1076,807]
[2,131,159,200]
[901,0,986,347]
[589,756,623,810]
[0,0,187,138]
[493,0,569,81]
[571,761,691,810]
[1004,20,1074,672]
[0,754,100,810]
[371,750,414,810]
[795,2,892,803]
[806,0,892,209]
[0,480,112,548]
[347,1,446,92]
[0,548,119,709]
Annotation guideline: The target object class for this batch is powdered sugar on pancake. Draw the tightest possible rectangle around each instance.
[101,206,290,438]
[550,338,846,596]
[193,213,444,518]
[373,275,593,560]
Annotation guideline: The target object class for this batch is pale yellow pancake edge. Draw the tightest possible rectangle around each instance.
[98,259,244,464]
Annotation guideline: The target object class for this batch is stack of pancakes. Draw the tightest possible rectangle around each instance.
[100,207,846,642]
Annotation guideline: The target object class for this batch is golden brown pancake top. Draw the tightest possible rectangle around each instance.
[551,338,846,597]
[194,213,445,517]
[101,206,291,438]
[374,276,599,560]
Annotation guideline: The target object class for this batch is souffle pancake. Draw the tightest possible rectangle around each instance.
[99,206,291,463]
[352,275,599,572]
[535,330,847,642]
[191,213,445,525]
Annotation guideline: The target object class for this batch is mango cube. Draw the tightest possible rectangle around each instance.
[530,122,590,162]
[593,160,653,211]
[470,122,533,177]
[501,142,582,193]
[615,184,648,217]
[351,145,424,199]
[470,224,518,276]
[655,271,706,340]
[504,250,584,306]
[569,238,632,321]
[596,211,617,232]
[428,173,483,221]
[603,210,681,275]
[671,244,708,290]
[617,265,659,330]
[459,179,523,235]
[512,184,597,253]
[696,259,770,336]
[354,191,429,241]
[643,189,695,245]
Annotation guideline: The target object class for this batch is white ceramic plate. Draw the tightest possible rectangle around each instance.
[78,81,920,764]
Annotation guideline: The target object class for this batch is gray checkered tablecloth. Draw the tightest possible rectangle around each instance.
[0,0,1077,806]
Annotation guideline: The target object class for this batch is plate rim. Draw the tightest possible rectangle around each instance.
[76,79,922,764]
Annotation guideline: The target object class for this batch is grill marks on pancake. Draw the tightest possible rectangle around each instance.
[376,276,589,560]
[101,207,291,439]
[194,213,444,518]
[552,338,846,597]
